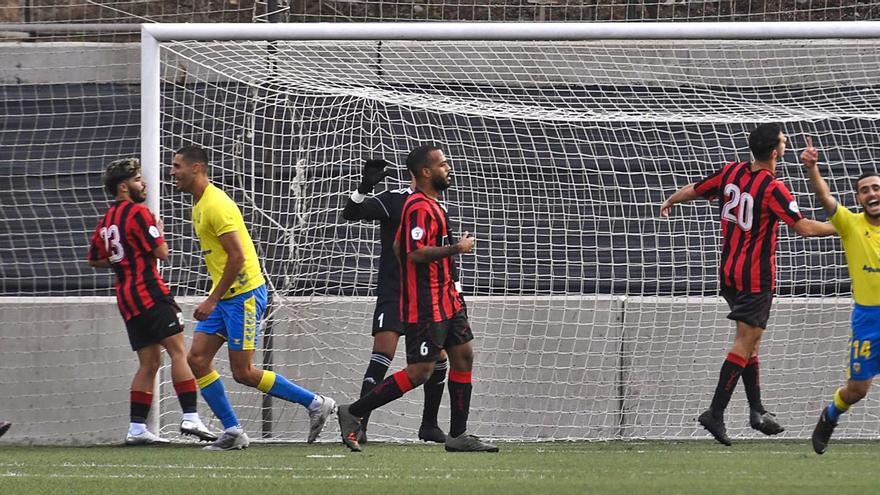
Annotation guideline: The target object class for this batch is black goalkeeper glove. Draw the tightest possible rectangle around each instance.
[357,159,393,194]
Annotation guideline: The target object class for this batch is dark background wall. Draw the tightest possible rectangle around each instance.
[0,82,860,298]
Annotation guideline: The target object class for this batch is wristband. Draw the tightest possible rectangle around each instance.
[351,191,366,203]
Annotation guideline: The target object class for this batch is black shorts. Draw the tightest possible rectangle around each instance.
[721,284,773,329]
[124,298,184,351]
[404,309,474,364]
[372,299,403,336]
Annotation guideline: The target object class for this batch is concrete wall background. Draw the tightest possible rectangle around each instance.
[4,41,880,87]
[1,295,870,445]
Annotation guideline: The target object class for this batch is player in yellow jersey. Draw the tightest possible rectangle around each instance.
[801,137,880,454]
[171,146,336,451]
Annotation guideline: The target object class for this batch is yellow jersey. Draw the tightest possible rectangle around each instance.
[192,183,265,299]
[830,205,880,306]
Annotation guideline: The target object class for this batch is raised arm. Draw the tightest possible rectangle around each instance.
[341,159,393,221]
[800,136,839,216]
[660,183,700,217]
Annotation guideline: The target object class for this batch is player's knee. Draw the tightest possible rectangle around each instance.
[231,367,259,387]
[187,351,209,375]
[139,356,161,375]
[406,364,433,386]
[164,344,186,361]
[449,346,474,371]
[848,382,871,402]
[372,341,398,357]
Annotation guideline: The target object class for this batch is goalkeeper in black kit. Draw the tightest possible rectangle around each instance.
[340,158,449,444]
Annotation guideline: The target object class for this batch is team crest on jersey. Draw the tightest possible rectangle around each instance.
[148,225,160,238]
[411,226,424,240]
[789,201,799,214]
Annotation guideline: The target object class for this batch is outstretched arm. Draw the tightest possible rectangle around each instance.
[792,218,836,237]
[660,184,700,217]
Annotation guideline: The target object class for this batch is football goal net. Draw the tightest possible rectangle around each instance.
[4,21,878,445]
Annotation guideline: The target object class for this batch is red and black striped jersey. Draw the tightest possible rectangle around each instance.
[396,190,462,323]
[87,200,170,320]
[694,161,804,293]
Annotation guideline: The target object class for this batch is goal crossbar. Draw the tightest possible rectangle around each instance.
[141,21,880,41]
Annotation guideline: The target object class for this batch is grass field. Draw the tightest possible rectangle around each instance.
[2,440,879,494]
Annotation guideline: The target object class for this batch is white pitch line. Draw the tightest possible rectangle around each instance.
[0,472,503,481]
[0,462,566,474]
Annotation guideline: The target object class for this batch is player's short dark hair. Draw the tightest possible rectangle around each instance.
[103,157,140,196]
[748,123,783,161]
[406,144,442,176]
[855,171,880,189]
[175,145,209,170]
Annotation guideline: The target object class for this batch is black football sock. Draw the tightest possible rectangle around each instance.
[359,352,391,429]
[709,353,746,418]
[350,370,414,418]
[448,370,473,438]
[422,359,447,427]
[742,356,766,414]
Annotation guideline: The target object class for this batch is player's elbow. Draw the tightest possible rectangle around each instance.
[817,194,837,214]
[88,259,109,268]
[227,254,246,271]
[341,201,363,221]
[153,244,169,260]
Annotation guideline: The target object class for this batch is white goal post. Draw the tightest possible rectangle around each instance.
[136,21,880,443]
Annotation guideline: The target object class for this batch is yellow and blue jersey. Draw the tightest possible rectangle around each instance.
[830,205,880,306]
[192,183,265,300]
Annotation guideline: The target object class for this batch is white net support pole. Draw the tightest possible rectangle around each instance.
[140,26,162,437]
